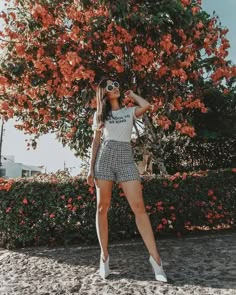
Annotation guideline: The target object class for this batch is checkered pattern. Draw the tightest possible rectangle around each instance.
[94,140,141,183]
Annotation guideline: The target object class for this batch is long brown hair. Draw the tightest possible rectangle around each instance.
[96,77,122,127]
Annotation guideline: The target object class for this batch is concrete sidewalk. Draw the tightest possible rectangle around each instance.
[0,231,235,295]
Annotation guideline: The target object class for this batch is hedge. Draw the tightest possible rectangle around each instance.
[0,168,235,249]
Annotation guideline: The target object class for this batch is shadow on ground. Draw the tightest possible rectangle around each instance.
[0,230,235,294]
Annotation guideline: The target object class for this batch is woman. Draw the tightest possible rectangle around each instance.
[87,77,167,282]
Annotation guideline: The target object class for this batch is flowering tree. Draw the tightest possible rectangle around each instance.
[0,0,235,173]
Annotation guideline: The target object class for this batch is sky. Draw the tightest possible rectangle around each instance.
[0,0,236,175]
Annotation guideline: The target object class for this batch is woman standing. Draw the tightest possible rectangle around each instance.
[87,77,167,282]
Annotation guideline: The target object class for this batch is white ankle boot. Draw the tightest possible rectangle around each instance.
[99,255,111,279]
[149,255,168,282]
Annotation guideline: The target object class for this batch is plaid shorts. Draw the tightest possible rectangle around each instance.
[94,140,141,183]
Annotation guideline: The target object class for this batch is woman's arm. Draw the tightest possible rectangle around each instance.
[125,90,151,118]
[87,130,102,187]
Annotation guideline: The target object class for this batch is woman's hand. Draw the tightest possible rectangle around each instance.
[87,170,95,187]
[125,90,151,113]
[125,90,136,99]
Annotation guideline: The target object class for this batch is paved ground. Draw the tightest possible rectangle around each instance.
[0,231,235,295]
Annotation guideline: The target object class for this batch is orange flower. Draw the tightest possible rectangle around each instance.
[15,44,25,57]
[1,101,9,110]
[157,65,168,77]
[160,34,174,55]
[70,25,80,42]
[31,4,54,29]
[156,116,172,130]
[113,46,123,56]
[174,96,183,111]
[108,60,124,73]
[66,51,82,67]
[175,122,182,130]
[180,125,196,137]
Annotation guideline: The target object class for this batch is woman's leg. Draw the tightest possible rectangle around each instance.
[120,180,162,265]
[94,179,113,262]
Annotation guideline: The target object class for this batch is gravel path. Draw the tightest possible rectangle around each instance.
[0,231,235,295]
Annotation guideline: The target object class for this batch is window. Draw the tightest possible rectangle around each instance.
[22,170,30,177]
[31,171,40,176]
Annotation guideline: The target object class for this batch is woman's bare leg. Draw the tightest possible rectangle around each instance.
[95,179,113,262]
[121,180,162,265]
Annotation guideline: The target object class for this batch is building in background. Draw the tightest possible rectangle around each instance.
[0,155,42,178]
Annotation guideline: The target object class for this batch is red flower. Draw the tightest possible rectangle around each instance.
[191,6,200,15]
[23,198,28,205]
[77,195,82,200]
[232,168,236,173]
[89,186,94,194]
[182,172,187,180]
[173,183,179,188]
[208,189,214,196]
[157,224,163,230]
[67,204,73,210]
[176,232,182,238]
[185,221,191,226]
[161,218,168,225]
[49,213,55,219]
[6,207,12,213]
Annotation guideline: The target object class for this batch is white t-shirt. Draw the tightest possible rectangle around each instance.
[92,106,141,142]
